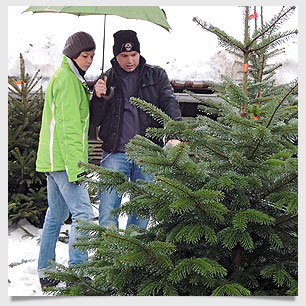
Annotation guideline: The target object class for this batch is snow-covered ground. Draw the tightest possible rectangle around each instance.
[8,203,128,297]
[8,219,68,296]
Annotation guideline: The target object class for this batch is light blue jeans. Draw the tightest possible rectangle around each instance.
[99,152,152,229]
[37,171,94,278]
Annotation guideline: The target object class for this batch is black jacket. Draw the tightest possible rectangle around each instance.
[90,56,182,152]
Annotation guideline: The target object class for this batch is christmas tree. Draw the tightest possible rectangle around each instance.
[45,6,298,296]
[8,54,48,227]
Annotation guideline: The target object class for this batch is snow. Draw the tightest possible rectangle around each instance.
[8,204,128,296]
[8,5,298,89]
[8,219,68,296]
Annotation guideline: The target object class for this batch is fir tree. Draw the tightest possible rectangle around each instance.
[45,6,297,296]
[8,54,48,227]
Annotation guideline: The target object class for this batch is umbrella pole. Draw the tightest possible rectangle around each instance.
[101,14,106,75]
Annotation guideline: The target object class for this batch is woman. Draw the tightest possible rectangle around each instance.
[36,31,96,288]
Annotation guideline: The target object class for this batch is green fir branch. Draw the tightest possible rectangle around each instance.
[130,97,172,125]
[168,258,227,284]
[193,17,245,52]
[248,6,296,47]
[212,283,251,296]
[266,82,298,128]
[250,30,298,53]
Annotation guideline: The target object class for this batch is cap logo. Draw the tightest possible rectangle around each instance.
[122,42,134,52]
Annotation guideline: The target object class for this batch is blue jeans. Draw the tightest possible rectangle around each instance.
[37,171,94,278]
[99,152,152,229]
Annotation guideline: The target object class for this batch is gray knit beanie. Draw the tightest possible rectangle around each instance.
[63,31,96,59]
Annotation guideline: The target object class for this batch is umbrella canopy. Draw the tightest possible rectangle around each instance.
[23,6,171,31]
[23,6,171,73]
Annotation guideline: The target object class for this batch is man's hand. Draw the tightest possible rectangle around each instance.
[95,76,107,98]
[166,139,181,146]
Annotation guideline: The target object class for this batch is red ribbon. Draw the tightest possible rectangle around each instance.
[249,12,258,20]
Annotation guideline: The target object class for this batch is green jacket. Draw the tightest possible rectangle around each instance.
[36,56,90,182]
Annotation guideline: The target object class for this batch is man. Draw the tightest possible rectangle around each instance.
[36,32,95,288]
[90,30,181,229]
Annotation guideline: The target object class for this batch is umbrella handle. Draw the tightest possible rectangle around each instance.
[98,73,106,80]
[102,87,115,101]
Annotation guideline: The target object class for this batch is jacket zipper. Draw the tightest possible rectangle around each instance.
[112,96,123,152]
[110,59,146,153]
[112,64,123,153]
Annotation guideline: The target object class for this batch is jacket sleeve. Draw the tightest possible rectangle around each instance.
[90,91,107,127]
[89,74,110,127]
[53,76,87,182]
[157,68,182,121]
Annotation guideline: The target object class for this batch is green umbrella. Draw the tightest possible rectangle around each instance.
[23,6,171,73]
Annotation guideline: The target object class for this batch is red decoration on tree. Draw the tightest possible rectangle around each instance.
[249,12,258,20]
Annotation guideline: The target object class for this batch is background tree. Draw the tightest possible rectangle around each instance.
[45,6,298,296]
[8,54,48,227]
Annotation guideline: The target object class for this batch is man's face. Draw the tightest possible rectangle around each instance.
[116,51,140,72]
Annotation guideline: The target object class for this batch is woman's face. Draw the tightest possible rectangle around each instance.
[74,50,95,71]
